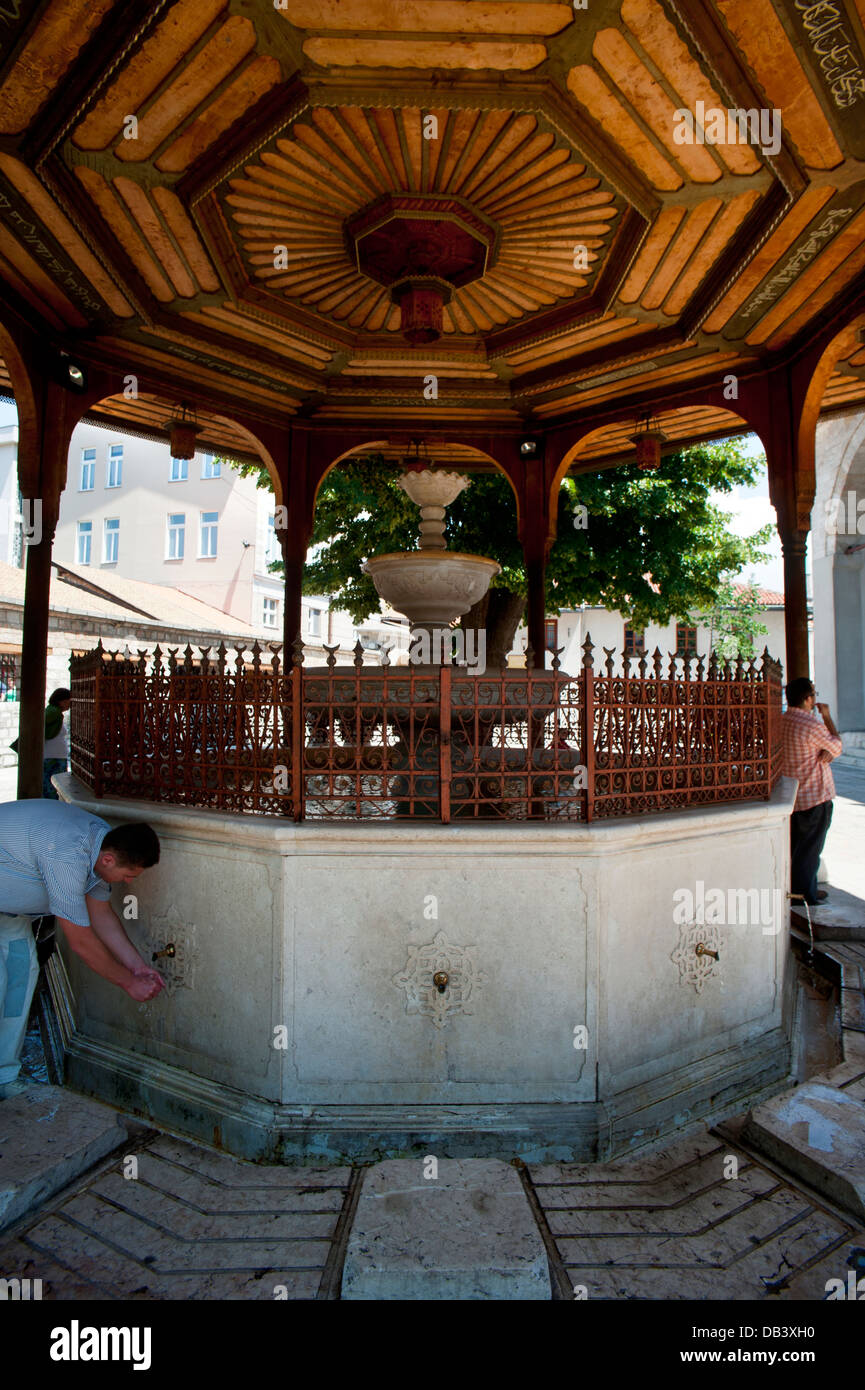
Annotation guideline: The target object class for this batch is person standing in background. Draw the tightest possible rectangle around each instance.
[781,677,843,906]
[9,687,72,796]
[41,687,71,798]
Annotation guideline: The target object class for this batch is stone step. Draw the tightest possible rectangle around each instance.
[341,1158,551,1300]
[0,1082,132,1234]
[742,1081,865,1222]
[791,885,865,938]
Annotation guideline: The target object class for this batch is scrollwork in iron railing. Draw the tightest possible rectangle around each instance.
[68,635,783,825]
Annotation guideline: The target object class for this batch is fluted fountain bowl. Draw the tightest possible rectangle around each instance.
[398,469,470,510]
[362,551,501,633]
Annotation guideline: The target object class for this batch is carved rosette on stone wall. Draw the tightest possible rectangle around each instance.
[671,922,721,994]
[393,929,485,1029]
[139,906,196,997]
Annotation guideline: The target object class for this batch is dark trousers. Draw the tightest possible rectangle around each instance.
[790,800,833,905]
[42,758,66,799]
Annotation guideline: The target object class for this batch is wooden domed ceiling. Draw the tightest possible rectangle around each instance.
[0,0,864,456]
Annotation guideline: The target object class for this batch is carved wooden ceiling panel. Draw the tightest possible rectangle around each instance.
[0,0,863,464]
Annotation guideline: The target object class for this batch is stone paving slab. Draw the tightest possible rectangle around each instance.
[56,1190,330,1270]
[531,1132,723,1188]
[84,1174,340,1241]
[555,1187,815,1268]
[342,1158,550,1300]
[535,1144,760,1209]
[89,1163,345,1218]
[548,1169,782,1237]
[145,1135,351,1187]
[742,1082,865,1222]
[0,1236,117,1300]
[20,1211,325,1298]
[842,989,865,1030]
[0,1126,355,1299]
[528,1132,865,1300]
[0,1083,129,1234]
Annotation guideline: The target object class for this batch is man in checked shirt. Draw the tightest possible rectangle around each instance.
[781,677,843,907]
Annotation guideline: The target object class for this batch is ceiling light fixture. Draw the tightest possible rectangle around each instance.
[57,353,87,391]
[168,402,200,460]
[630,412,666,470]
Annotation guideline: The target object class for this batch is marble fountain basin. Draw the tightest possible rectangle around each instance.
[362,551,501,630]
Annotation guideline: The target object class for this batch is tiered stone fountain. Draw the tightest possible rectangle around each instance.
[362,468,500,640]
[56,473,796,1168]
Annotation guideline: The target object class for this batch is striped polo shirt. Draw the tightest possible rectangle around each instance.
[0,799,112,927]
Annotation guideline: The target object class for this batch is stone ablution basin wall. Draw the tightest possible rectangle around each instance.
[52,774,798,1163]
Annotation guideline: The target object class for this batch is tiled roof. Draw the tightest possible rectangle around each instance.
[732,583,785,607]
[0,560,262,639]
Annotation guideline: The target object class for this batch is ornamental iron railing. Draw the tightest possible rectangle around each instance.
[69,638,783,823]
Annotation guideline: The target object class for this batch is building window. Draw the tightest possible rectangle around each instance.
[0,650,21,701]
[200,511,218,558]
[106,443,123,488]
[166,513,185,560]
[624,623,645,656]
[77,520,92,565]
[307,606,322,637]
[262,597,278,628]
[266,514,281,566]
[80,449,95,491]
[544,619,558,652]
[12,487,23,568]
[676,623,698,658]
[103,518,119,564]
[201,454,221,479]
[169,457,188,482]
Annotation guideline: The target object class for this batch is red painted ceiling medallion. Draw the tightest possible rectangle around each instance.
[345,194,498,345]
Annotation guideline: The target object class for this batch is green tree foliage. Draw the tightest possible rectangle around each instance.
[696,578,770,660]
[236,438,772,650]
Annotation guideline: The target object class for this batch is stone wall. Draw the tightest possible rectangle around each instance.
[55,775,797,1163]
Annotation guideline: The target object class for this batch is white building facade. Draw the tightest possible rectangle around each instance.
[0,420,402,658]
[513,591,787,675]
[813,409,865,734]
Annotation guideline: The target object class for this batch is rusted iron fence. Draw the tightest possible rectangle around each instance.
[69,638,783,823]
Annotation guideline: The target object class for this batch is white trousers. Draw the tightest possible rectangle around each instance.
[0,913,40,1085]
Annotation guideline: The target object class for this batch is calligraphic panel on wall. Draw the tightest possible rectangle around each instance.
[782,0,865,158]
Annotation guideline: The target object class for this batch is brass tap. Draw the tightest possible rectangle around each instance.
[152,943,176,961]
[433,971,449,994]
[695,942,719,961]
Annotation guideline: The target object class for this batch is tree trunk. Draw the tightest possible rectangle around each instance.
[460,589,526,669]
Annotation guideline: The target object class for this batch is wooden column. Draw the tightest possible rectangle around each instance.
[780,531,810,679]
[278,430,315,657]
[17,499,58,798]
[280,508,308,655]
[763,362,816,683]
[16,376,75,799]
[514,439,554,668]
[525,551,546,666]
